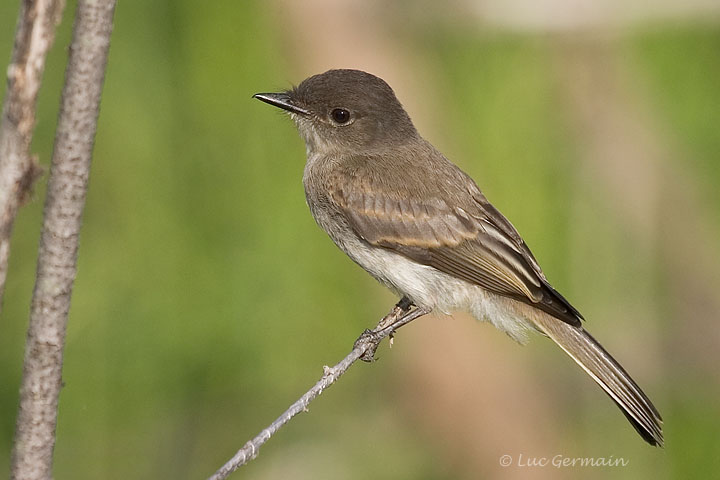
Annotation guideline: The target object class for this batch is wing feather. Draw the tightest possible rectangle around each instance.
[328,163,583,326]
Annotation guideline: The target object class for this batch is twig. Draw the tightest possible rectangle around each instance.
[10,1,116,479]
[0,0,65,314]
[207,300,429,480]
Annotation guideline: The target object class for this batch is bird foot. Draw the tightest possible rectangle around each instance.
[357,297,416,362]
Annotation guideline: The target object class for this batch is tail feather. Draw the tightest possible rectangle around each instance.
[532,313,664,446]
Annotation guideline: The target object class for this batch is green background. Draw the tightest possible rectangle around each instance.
[1,1,718,478]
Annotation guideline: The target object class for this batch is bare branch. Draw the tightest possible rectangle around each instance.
[10,1,116,478]
[208,301,429,480]
[0,0,65,314]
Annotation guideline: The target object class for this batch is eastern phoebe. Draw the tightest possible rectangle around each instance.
[253,69,663,446]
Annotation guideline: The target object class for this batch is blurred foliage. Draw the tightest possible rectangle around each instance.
[1,1,718,478]
[630,28,720,208]
[627,26,720,479]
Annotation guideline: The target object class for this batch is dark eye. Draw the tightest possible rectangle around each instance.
[330,108,351,124]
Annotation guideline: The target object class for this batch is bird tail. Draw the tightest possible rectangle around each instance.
[532,313,664,446]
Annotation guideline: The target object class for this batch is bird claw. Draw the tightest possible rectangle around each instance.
[356,298,417,362]
[354,329,380,362]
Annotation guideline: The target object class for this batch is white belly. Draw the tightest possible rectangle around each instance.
[339,230,535,343]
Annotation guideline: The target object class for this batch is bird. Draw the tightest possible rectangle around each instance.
[253,68,663,446]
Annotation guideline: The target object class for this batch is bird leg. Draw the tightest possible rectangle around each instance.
[377,296,413,329]
[355,297,428,362]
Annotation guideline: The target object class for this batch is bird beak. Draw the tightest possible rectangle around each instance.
[253,92,311,116]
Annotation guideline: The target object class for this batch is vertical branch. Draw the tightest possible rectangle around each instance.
[10,0,116,479]
[0,0,65,314]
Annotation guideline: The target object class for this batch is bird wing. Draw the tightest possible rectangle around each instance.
[327,158,583,326]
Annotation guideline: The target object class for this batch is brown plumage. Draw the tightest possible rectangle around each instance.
[326,152,583,327]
